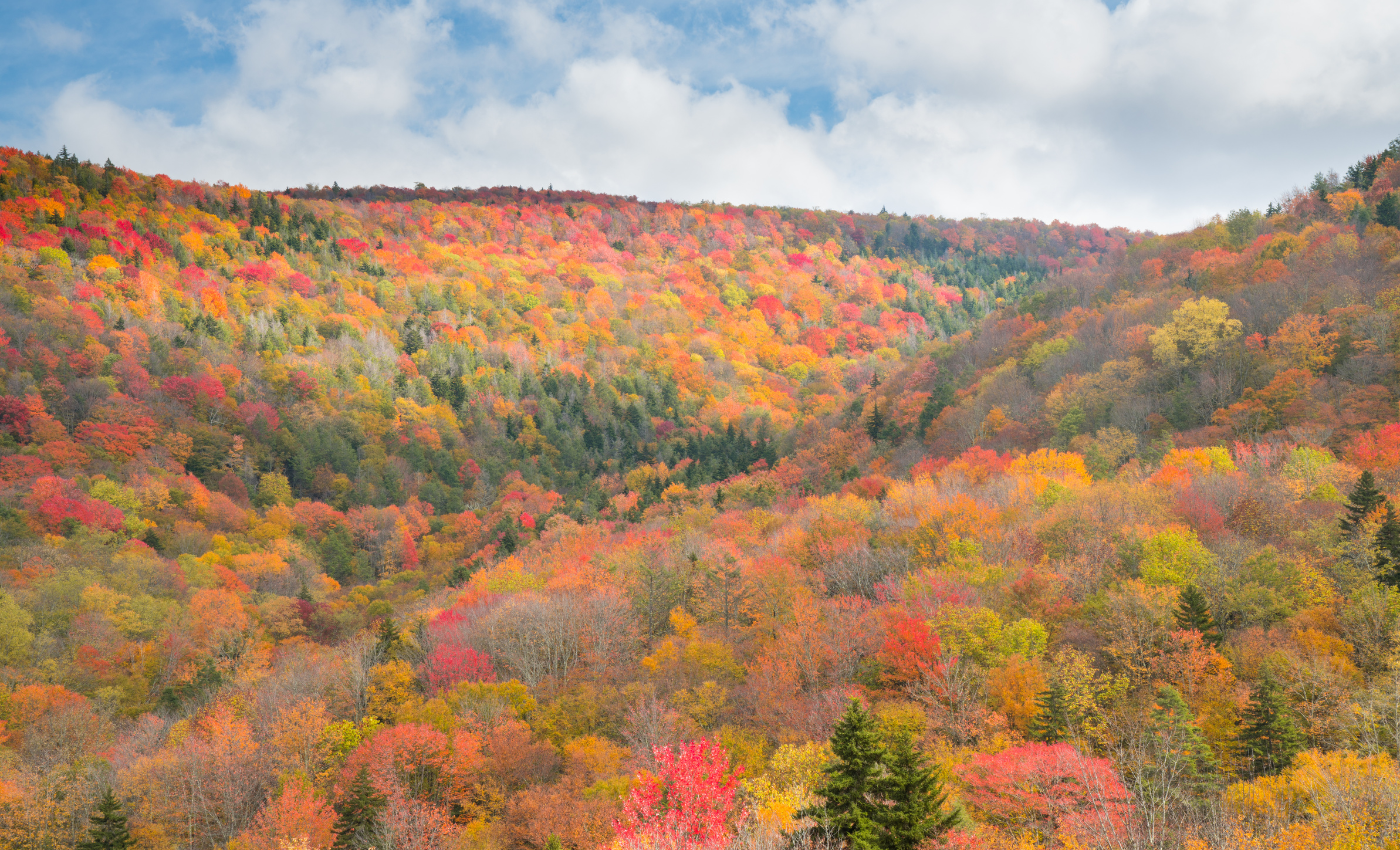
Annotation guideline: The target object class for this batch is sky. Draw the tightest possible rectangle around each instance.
[3,0,1399,233]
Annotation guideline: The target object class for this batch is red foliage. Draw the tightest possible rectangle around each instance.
[423,644,495,693]
[877,609,944,687]
[615,738,744,850]
[958,743,1132,845]
[0,396,31,439]
[237,401,282,431]
[160,374,227,409]
[1349,422,1400,470]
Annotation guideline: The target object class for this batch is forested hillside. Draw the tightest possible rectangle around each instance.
[2,139,1400,850]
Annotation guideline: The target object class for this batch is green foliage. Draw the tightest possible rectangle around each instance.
[1341,471,1387,536]
[1239,674,1305,777]
[332,766,386,849]
[1173,585,1222,647]
[1029,681,1072,744]
[0,590,34,666]
[76,789,135,850]
[1140,529,1215,587]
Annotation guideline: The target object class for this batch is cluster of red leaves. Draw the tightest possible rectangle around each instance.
[616,739,745,850]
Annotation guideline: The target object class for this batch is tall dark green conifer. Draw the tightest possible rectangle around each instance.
[77,789,135,850]
[1173,585,1223,648]
[1239,674,1305,777]
[875,734,962,850]
[1148,686,1219,798]
[333,766,387,849]
[866,402,886,442]
[805,700,885,849]
[1341,471,1387,535]
[1374,504,1400,589]
[1028,681,1072,743]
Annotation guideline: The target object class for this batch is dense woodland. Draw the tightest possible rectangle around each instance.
[2,138,1400,849]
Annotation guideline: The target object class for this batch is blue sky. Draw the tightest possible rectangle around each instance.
[4,0,1399,231]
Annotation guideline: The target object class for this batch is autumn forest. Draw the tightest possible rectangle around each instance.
[3,139,1400,850]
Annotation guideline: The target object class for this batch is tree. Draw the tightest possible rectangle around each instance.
[1376,504,1400,589]
[1149,297,1243,367]
[77,789,135,850]
[1239,674,1305,776]
[875,734,962,850]
[333,766,387,849]
[804,699,886,849]
[1173,585,1222,648]
[615,738,743,850]
[1147,686,1219,797]
[1029,682,1072,744]
[865,401,886,442]
[1377,192,1400,229]
[1341,471,1387,536]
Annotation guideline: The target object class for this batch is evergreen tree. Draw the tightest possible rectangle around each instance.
[1028,681,1072,743]
[804,700,886,849]
[874,734,962,850]
[865,401,886,442]
[1239,674,1305,777]
[77,789,135,850]
[374,617,401,660]
[1377,192,1400,229]
[333,766,387,849]
[1173,585,1223,648]
[1375,503,1400,590]
[1341,471,1387,535]
[1147,686,1219,798]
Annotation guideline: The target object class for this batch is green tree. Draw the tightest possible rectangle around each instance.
[1376,193,1400,229]
[1028,681,1072,743]
[875,734,962,850]
[1239,674,1305,776]
[865,401,886,442]
[1173,585,1222,648]
[332,766,386,849]
[1148,685,1219,797]
[1149,297,1243,368]
[77,789,135,850]
[1341,471,1387,536]
[0,590,34,666]
[1375,504,1400,590]
[374,617,401,661]
[805,700,886,849]
[253,471,293,508]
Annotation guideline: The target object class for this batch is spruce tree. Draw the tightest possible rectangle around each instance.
[333,766,386,849]
[804,700,886,849]
[1028,681,1072,743]
[866,402,886,442]
[77,789,135,850]
[874,734,962,850]
[1374,504,1400,590]
[1148,685,1219,798]
[374,617,401,660]
[1173,585,1223,648]
[1239,674,1305,777]
[1340,471,1387,535]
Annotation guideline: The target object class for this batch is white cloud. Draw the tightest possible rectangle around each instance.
[24,18,88,52]
[39,0,1400,231]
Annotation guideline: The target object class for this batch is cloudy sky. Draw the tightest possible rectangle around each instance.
[2,0,1398,232]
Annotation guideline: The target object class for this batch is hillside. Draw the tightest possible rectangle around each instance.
[2,141,1400,850]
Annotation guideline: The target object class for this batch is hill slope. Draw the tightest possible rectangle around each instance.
[1,143,1400,849]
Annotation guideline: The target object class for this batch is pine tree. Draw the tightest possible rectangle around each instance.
[874,734,962,850]
[77,789,135,850]
[374,617,401,660]
[1375,504,1400,589]
[1239,674,1305,777]
[1341,471,1387,535]
[1377,192,1400,229]
[804,700,886,849]
[1173,585,1223,648]
[1148,685,1219,798]
[865,402,886,442]
[1028,681,1072,743]
[332,766,386,849]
